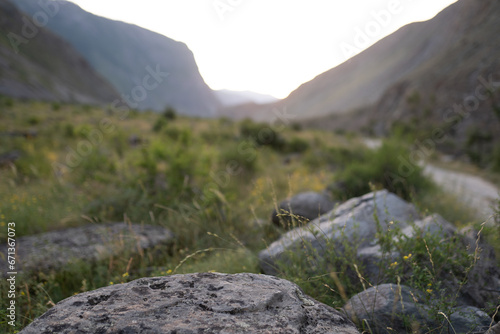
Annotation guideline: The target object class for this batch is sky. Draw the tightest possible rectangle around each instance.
[69,0,458,99]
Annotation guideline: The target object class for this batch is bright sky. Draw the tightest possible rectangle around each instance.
[69,0,458,99]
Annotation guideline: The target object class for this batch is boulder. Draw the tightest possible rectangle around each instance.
[344,285,494,334]
[259,190,500,308]
[343,284,433,333]
[271,191,335,228]
[261,190,419,275]
[486,322,500,334]
[446,306,492,334]
[0,223,174,274]
[19,272,360,334]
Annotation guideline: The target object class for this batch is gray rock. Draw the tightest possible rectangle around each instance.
[19,272,360,334]
[343,284,433,333]
[344,287,494,334]
[260,190,500,309]
[272,191,335,228]
[260,190,419,275]
[444,306,492,334]
[486,322,500,334]
[0,223,174,274]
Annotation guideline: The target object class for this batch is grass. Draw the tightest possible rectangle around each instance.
[0,100,498,333]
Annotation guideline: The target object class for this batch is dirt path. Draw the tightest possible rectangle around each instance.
[362,138,499,220]
[423,165,499,220]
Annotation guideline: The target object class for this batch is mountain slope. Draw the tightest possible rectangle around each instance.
[306,0,500,161]
[14,0,220,116]
[0,0,119,104]
[223,0,498,122]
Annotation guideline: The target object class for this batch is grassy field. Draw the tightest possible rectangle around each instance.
[0,99,498,332]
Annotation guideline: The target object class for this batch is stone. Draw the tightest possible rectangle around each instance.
[0,223,174,274]
[271,191,335,228]
[19,272,361,334]
[343,284,433,333]
[445,306,492,334]
[260,190,419,275]
[486,322,500,334]
[259,190,500,309]
[344,286,494,334]
[0,150,21,167]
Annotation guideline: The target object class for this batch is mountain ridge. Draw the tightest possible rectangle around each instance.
[0,0,119,104]
[13,0,221,116]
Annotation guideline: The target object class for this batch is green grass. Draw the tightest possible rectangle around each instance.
[0,100,498,333]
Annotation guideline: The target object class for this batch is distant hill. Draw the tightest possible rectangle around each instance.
[0,0,119,104]
[215,90,278,107]
[13,0,221,116]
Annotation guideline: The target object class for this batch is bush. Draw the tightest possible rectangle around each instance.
[153,117,168,132]
[492,143,500,173]
[163,107,177,120]
[285,137,310,153]
[239,119,286,151]
[332,140,433,201]
[219,143,257,175]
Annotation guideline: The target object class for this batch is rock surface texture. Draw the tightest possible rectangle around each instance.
[20,273,360,334]
[271,191,335,228]
[0,223,174,274]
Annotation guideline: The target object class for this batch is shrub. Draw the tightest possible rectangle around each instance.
[239,119,286,151]
[492,143,500,173]
[286,137,310,153]
[332,140,433,201]
[153,117,168,132]
[163,107,177,120]
[465,127,493,167]
[219,143,257,175]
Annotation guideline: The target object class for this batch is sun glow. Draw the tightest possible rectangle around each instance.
[69,0,458,99]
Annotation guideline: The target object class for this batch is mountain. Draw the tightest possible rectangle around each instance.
[304,0,500,160]
[223,0,499,121]
[0,0,119,104]
[13,0,220,116]
[215,89,278,107]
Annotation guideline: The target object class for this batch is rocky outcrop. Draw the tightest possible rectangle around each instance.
[19,272,360,334]
[259,190,500,309]
[344,284,493,334]
[272,191,335,228]
[0,223,174,274]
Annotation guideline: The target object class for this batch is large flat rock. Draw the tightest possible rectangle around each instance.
[19,272,360,334]
[1,223,174,274]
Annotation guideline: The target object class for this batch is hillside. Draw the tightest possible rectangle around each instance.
[13,0,221,116]
[223,0,499,129]
[306,0,500,163]
[0,0,119,104]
